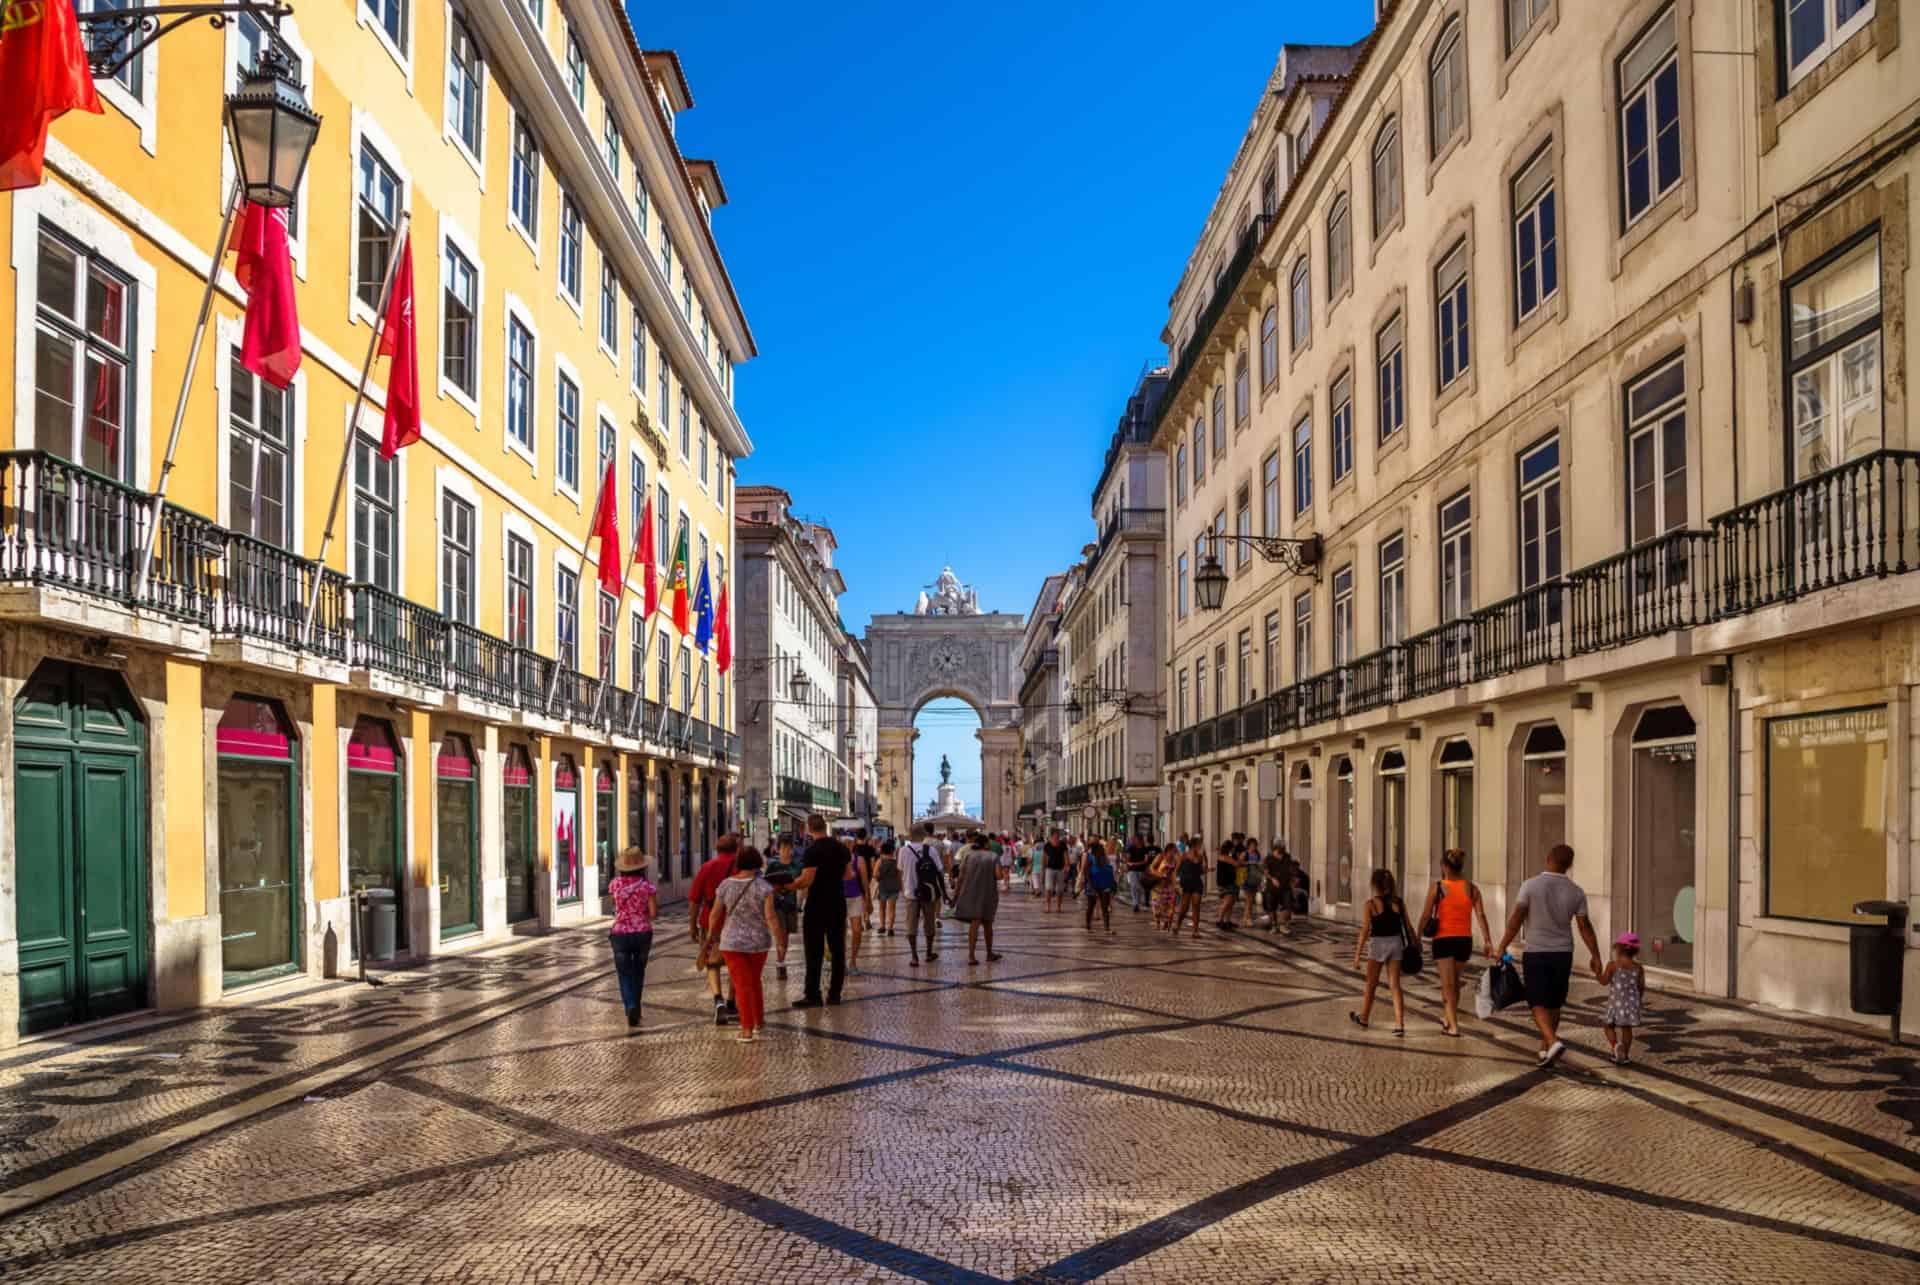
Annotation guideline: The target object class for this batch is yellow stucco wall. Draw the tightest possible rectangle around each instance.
[163,660,205,921]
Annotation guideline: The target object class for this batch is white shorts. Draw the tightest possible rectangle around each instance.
[1044,868,1065,893]
[847,896,864,920]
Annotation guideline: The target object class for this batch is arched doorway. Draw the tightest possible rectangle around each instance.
[348,717,406,954]
[12,661,147,1034]
[1518,721,1567,882]
[1630,705,1697,970]
[217,696,300,982]
[438,734,479,938]
[915,696,983,832]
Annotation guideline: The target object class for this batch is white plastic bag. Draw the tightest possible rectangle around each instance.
[1474,966,1497,1019]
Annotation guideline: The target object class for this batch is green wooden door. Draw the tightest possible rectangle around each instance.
[12,663,147,1035]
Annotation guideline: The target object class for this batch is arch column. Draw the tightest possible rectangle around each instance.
[978,725,1021,834]
[878,727,916,833]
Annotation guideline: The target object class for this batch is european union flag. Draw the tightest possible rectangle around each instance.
[693,559,714,654]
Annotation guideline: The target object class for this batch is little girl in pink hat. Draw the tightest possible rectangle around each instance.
[1598,932,1646,1065]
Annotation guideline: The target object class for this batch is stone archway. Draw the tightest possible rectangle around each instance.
[865,569,1024,833]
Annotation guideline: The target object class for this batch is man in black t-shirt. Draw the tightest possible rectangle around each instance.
[783,813,851,1007]
[1125,838,1152,912]
[1042,829,1070,914]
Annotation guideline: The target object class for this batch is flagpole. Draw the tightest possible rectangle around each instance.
[301,210,411,647]
[137,175,243,602]
[547,457,614,715]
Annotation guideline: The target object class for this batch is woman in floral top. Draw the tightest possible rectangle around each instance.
[709,846,780,1043]
[608,847,658,1030]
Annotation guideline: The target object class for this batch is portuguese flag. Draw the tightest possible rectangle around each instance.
[668,522,691,634]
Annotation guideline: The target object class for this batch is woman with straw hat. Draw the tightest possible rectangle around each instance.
[608,846,658,1030]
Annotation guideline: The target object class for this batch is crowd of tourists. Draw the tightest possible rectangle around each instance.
[603,822,1645,1065]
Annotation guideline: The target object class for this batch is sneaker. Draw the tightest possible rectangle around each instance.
[625,1007,640,1029]
[713,1005,729,1027]
[776,964,787,980]
[926,952,940,962]
[1543,1040,1567,1066]
[723,1000,739,1016]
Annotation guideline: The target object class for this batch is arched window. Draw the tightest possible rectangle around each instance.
[1429,18,1466,157]
[1326,195,1351,298]
[1260,305,1278,386]
[1371,115,1401,237]
[1290,256,1311,350]
[1232,351,1249,424]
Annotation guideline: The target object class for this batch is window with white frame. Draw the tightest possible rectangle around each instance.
[655,484,669,566]
[1372,116,1401,238]
[1378,534,1406,647]
[1175,445,1188,504]
[555,564,578,670]
[441,491,475,624]
[1429,18,1466,157]
[1327,196,1352,298]
[234,17,302,232]
[1376,312,1405,442]
[698,419,710,485]
[631,308,646,393]
[226,351,291,545]
[82,0,146,96]
[356,142,401,309]
[1211,386,1226,454]
[1618,7,1681,228]
[597,590,617,678]
[1787,231,1881,481]
[1292,415,1312,514]
[599,256,618,353]
[447,17,483,158]
[678,386,691,457]
[1234,486,1252,570]
[558,194,582,301]
[597,416,615,474]
[1330,373,1354,485]
[1331,566,1354,665]
[1262,452,1280,536]
[506,532,533,645]
[1213,643,1227,716]
[1439,491,1472,623]
[1233,352,1249,424]
[629,453,646,544]
[1175,551,1189,618]
[564,27,586,106]
[678,645,692,711]
[363,0,406,52]
[1293,590,1313,678]
[352,435,396,590]
[506,316,534,451]
[630,611,646,692]
[656,626,671,702]
[656,360,669,426]
[1626,354,1687,543]
[661,232,672,279]
[510,119,539,237]
[1195,645,1208,715]
[1517,435,1563,596]
[1191,419,1206,486]
[1784,0,1875,86]
[1290,256,1311,350]
[1176,667,1190,727]
[1512,145,1558,323]
[635,181,649,236]
[33,231,136,482]
[443,241,477,397]
[602,110,621,179]
[1264,611,1281,693]
[1435,240,1471,389]
[1260,305,1278,386]
[555,371,579,490]
[1507,0,1551,51]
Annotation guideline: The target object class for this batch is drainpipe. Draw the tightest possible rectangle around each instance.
[1728,672,1741,999]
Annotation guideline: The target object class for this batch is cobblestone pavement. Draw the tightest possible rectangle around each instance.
[1,889,1918,1282]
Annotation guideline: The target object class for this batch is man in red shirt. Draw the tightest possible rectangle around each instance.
[688,834,740,1025]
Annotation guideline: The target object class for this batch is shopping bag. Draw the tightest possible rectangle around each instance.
[1474,967,1497,1019]
[1479,957,1525,1015]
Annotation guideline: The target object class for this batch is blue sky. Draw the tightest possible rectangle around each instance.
[638,0,1377,807]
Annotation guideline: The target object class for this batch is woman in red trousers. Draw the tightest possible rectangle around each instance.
[708,846,780,1042]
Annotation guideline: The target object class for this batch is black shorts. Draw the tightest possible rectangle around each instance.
[1431,935,1472,962]
[1523,951,1575,1010]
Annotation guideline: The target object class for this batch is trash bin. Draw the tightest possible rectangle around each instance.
[362,887,399,962]
[1850,899,1908,1018]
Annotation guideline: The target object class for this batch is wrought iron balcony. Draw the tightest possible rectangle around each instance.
[514,647,555,712]
[448,623,519,707]
[349,582,448,688]
[217,530,347,661]
[778,775,842,809]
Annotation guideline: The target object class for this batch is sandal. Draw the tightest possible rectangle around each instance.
[1441,1027,1461,1038]
[1392,1027,1405,1037]
[1348,1012,1368,1029]
[987,953,1003,961]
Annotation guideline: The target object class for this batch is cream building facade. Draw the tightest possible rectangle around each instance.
[1,0,749,1043]
[1157,0,1918,1030]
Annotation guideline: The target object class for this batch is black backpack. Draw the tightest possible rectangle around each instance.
[913,844,942,900]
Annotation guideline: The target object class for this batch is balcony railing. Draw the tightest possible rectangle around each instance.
[1056,783,1091,807]
[218,531,348,661]
[449,623,519,707]
[1404,619,1472,700]
[350,583,448,688]
[548,668,601,725]
[1566,528,1709,655]
[1158,213,1272,430]
[514,647,555,712]
[779,775,842,809]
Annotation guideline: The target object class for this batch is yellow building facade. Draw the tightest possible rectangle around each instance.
[0,0,749,1044]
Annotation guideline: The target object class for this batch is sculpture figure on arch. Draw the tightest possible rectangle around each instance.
[914,566,979,616]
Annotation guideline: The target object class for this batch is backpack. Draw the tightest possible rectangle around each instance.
[913,844,942,900]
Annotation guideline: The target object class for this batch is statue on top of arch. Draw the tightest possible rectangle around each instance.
[913,566,979,616]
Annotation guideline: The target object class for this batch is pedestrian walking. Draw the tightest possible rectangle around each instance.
[711,847,779,1043]
[951,837,1003,964]
[607,846,658,1030]
[1175,842,1207,938]
[1082,839,1117,933]
[1350,869,1411,1035]
[1124,836,1150,912]
[1492,843,1603,1066]
[1240,838,1265,926]
[1261,845,1293,932]
[1213,841,1243,930]
[1414,849,1492,1037]
[1599,932,1647,1065]
[1041,829,1070,913]
[688,834,741,1025]
[901,824,948,966]
[783,814,853,1009]
[872,838,902,936]
[1150,843,1180,931]
[843,836,872,975]
[765,833,801,980]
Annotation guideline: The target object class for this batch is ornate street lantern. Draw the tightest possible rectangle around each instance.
[1194,554,1229,611]
[224,45,321,209]
[788,668,810,704]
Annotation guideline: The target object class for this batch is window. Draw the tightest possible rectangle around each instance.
[1331,566,1354,665]
[635,181,649,237]
[1177,667,1190,727]
[632,310,646,392]
[602,110,621,179]
[1260,305,1279,386]
[510,119,539,237]
[363,0,406,51]
[1435,240,1471,389]
[1234,487,1252,570]
[1211,387,1226,454]
[679,646,692,711]
[564,27,586,107]
[558,194,582,302]
[1787,232,1881,481]
[1233,352,1249,425]
[599,256,618,352]
[524,0,541,24]
[447,18,483,157]
[1327,196,1352,298]
[506,533,533,646]
[1784,0,1876,86]
[1292,416,1312,514]
[1429,18,1466,157]
[1766,706,1887,922]
[1195,647,1208,716]
[1439,491,1472,622]
[1512,145,1559,323]
[1236,629,1252,704]
[661,233,672,280]
[655,484,669,566]
[226,352,290,545]
[1508,0,1551,50]
[442,242,477,397]
[1264,611,1281,693]
[1330,373,1354,485]
[555,565,578,670]
[441,492,475,624]
[1260,162,1278,217]
[352,435,396,590]
[597,590,617,678]
[1192,419,1206,486]
[699,420,710,485]
[1618,8,1681,228]
[1378,534,1406,646]
[1262,452,1281,536]
[1372,117,1402,238]
[598,416,616,474]
[33,231,135,482]
[678,387,692,457]
[1290,257,1311,350]
[1518,435,1563,604]
[656,627,671,703]
[1293,591,1313,678]
[1175,445,1188,504]
[1625,355,1688,543]
[1377,312,1405,442]
[83,0,145,94]
[356,143,401,310]
[657,360,669,426]
[555,371,579,490]
[506,317,534,451]
[1213,644,1228,716]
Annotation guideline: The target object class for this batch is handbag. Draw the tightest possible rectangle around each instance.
[1422,882,1442,939]
[1399,904,1425,977]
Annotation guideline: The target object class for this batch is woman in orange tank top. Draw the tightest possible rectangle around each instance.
[1416,849,1492,1037]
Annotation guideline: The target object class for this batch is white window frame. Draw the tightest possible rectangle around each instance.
[213,313,307,544]
[437,213,483,420]
[1618,7,1682,230]
[357,0,413,86]
[443,5,486,184]
[1435,240,1471,390]
[553,352,583,505]
[436,466,483,626]
[1784,0,1875,88]
[502,511,536,648]
[347,110,412,332]
[508,109,541,257]
[1512,144,1558,324]
[556,190,584,312]
[501,292,539,471]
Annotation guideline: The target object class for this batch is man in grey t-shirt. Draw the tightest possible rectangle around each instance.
[1493,843,1601,1066]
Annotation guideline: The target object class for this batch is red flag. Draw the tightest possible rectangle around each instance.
[715,578,731,675]
[589,454,621,595]
[0,0,103,192]
[229,203,301,389]
[376,233,420,459]
[634,490,658,618]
